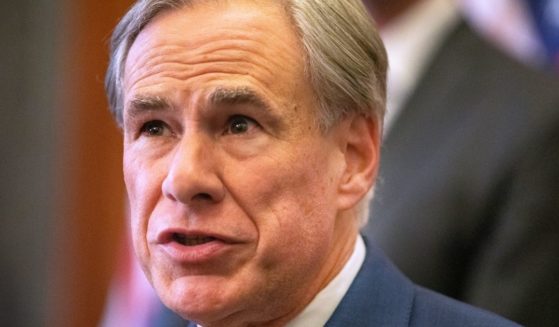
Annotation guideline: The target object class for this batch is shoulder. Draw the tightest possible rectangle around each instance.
[327,239,520,326]
[409,286,521,327]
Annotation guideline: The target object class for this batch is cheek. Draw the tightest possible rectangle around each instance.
[124,149,166,210]
[242,147,339,258]
[123,150,165,256]
[247,176,336,298]
[124,154,148,219]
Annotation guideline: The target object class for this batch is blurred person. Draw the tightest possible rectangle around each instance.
[363,0,559,326]
[458,0,547,68]
[102,0,519,326]
[459,0,559,70]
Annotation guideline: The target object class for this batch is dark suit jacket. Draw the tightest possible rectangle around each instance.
[363,21,559,326]
[158,239,517,326]
[325,240,518,326]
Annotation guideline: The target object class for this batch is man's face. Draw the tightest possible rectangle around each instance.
[122,1,359,325]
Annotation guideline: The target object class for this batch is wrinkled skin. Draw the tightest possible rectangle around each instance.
[121,1,379,326]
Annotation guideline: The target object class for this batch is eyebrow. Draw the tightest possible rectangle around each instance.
[209,86,272,111]
[126,95,172,119]
[125,87,272,120]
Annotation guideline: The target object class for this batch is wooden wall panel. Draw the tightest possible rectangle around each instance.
[47,1,134,326]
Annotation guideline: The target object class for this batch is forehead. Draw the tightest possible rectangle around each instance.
[122,0,312,116]
[124,0,303,84]
[139,0,293,36]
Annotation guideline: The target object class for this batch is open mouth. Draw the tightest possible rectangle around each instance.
[172,233,216,246]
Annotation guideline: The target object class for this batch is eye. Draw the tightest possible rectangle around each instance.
[140,120,168,137]
[226,115,257,135]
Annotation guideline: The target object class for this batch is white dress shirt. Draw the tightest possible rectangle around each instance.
[284,235,366,327]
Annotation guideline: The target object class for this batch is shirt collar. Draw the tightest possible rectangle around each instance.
[284,235,366,327]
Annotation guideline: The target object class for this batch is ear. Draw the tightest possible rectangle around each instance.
[336,115,381,211]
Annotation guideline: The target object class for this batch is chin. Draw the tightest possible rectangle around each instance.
[157,276,240,324]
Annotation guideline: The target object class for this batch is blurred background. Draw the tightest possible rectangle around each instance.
[1,1,131,326]
[1,0,557,326]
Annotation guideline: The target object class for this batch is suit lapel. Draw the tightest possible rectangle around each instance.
[325,238,415,326]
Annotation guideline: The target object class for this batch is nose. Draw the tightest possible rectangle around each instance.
[162,134,225,205]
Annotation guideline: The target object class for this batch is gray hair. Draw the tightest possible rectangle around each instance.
[105,0,387,226]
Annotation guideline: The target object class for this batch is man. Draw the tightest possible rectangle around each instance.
[105,0,518,325]
[363,0,559,326]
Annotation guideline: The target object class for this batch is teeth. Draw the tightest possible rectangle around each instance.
[172,233,214,246]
